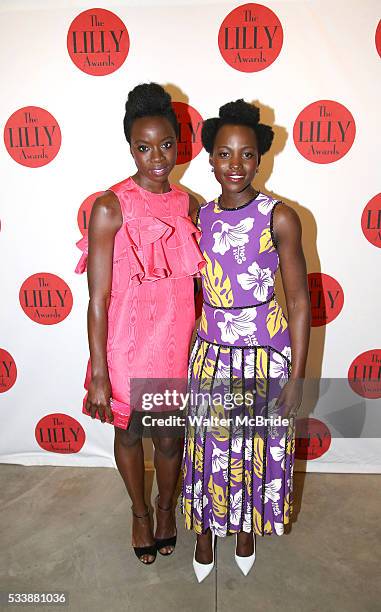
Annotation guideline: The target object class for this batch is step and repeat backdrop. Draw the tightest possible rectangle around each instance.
[1,0,381,472]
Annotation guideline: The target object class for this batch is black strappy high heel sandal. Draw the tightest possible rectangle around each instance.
[131,506,157,564]
[154,495,177,556]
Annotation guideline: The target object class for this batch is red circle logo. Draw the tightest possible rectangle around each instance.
[361,193,381,248]
[295,418,331,460]
[0,348,17,393]
[348,349,381,399]
[293,100,356,163]
[172,102,203,165]
[35,413,86,453]
[67,8,130,76]
[218,3,283,73]
[308,273,344,327]
[376,20,381,58]
[4,107,61,168]
[19,273,73,325]
[77,191,103,236]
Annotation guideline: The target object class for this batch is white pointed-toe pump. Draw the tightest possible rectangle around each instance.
[235,533,256,576]
[193,533,216,583]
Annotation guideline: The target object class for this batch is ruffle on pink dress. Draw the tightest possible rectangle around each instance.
[75,214,204,285]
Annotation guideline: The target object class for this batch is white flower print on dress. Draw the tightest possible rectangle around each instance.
[231,421,243,454]
[242,502,253,532]
[244,351,255,378]
[269,437,286,469]
[270,347,291,388]
[193,479,208,515]
[258,478,282,503]
[230,490,243,525]
[270,348,291,377]
[244,333,259,346]
[210,517,226,537]
[211,441,229,473]
[267,397,281,439]
[215,309,257,344]
[245,438,253,462]
[237,261,274,302]
[233,245,247,264]
[242,511,252,533]
[211,217,254,255]
[267,397,279,418]
[211,345,241,378]
[256,195,275,216]
[274,522,284,535]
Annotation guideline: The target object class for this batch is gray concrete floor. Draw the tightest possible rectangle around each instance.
[0,465,380,612]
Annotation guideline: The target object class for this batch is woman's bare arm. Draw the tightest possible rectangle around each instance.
[273,202,311,416]
[86,191,122,422]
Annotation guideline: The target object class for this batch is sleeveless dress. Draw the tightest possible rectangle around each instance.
[74,176,205,408]
[181,192,296,537]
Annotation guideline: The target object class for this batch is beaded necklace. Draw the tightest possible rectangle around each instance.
[217,190,259,211]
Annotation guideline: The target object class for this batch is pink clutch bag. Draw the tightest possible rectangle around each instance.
[82,393,131,429]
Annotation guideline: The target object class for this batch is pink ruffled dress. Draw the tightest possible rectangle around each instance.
[75,176,205,408]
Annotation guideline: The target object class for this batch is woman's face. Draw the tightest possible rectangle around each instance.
[210,124,259,194]
[130,115,177,189]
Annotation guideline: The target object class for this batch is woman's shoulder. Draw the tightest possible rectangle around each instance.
[272,200,300,225]
[91,190,122,223]
[271,200,301,247]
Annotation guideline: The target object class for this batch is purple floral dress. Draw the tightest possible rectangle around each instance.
[181,192,295,537]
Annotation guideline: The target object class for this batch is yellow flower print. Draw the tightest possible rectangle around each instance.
[253,434,264,479]
[184,497,192,529]
[266,299,288,339]
[201,251,234,307]
[253,506,262,534]
[259,226,276,254]
[200,307,208,334]
[208,475,227,518]
[195,443,204,472]
[230,457,244,485]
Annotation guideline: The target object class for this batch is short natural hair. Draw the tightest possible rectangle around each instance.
[201,99,274,158]
[123,82,179,144]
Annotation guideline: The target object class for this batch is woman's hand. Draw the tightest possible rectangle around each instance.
[275,378,304,420]
[85,375,113,423]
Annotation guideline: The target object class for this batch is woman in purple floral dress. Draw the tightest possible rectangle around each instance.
[181,100,311,581]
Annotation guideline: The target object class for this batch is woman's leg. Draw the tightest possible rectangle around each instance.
[236,531,255,556]
[114,425,155,563]
[195,529,214,563]
[151,433,183,554]
[196,532,253,562]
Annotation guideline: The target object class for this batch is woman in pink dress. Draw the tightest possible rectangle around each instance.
[75,83,204,564]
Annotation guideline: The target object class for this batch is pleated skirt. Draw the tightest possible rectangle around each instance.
[180,334,296,537]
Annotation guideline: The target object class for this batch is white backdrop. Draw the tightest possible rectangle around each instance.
[1,0,381,472]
